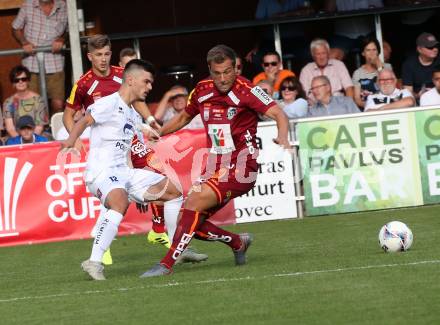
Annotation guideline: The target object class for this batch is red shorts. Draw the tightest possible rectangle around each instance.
[196,160,258,215]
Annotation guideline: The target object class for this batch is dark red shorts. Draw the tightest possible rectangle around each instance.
[197,160,258,215]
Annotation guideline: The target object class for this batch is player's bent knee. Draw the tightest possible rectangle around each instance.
[105,189,129,214]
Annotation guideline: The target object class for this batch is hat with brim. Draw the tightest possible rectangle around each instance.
[416,32,439,48]
[16,115,36,129]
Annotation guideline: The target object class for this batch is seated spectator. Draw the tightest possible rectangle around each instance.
[365,68,415,111]
[300,38,354,103]
[402,32,440,101]
[6,115,48,145]
[277,76,308,119]
[3,65,48,138]
[119,47,138,68]
[307,75,360,117]
[154,85,203,129]
[352,37,392,109]
[252,51,295,99]
[55,108,90,140]
[420,65,440,106]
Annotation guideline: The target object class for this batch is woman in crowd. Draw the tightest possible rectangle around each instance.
[2,65,48,137]
[352,37,392,109]
[277,76,308,119]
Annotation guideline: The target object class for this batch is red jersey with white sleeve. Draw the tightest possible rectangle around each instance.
[185,75,276,209]
[66,65,124,111]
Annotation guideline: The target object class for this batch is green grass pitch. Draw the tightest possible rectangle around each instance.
[1,205,439,324]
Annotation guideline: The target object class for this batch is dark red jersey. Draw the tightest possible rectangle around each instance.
[66,65,124,111]
[185,75,276,164]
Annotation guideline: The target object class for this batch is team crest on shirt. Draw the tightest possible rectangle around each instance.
[227,107,237,120]
[203,107,210,121]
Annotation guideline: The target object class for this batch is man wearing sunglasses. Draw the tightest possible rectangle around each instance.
[402,32,440,101]
[252,51,294,99]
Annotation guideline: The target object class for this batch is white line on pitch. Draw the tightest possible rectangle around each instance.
[0,259,438,303]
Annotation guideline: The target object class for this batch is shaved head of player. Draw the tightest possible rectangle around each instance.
[121,59,154,103]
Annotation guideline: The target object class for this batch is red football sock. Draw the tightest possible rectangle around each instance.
[195,220,241,250]
[160,209,202,269]
[151,203,165,233]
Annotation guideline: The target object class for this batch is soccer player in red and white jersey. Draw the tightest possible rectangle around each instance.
[141,44,290,277]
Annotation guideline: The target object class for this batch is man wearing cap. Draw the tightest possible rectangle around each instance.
[154,85,203,129]
[402,32,440,101]
[5,115,48,145]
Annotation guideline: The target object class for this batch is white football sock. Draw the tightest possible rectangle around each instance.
[90,209,123,262]
[91,205,108,238]
[164,195,183,240]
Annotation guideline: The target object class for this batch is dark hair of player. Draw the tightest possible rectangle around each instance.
[87,34,111,53]
[207,44,237,67]
[119,47,137,60]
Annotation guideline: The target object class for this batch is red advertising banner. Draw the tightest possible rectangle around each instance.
[0,129,235,247]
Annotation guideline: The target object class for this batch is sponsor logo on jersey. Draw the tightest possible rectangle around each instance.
[0,158,33,238]
[251,86,273,105]
[227,91,240,105]
[87,80,99,95]
[212,128,225,146]
[198,92,214,103]
[113,76,123,84]
[227,107,237,120]
[203,107,210,121]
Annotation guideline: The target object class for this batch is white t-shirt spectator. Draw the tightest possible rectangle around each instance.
[420,88,440,106]
[278,98,308,119]
[365,88,414,111]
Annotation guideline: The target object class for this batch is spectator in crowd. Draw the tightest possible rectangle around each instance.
[420,65,440,106]
[277,76,308,119]
[252,51,295,99]
[324,0,384,61]
[6,115,48,145]
[307,75,360,117]
[352,37,392,109]
[402,32,440,101]
[119,47,138,68]
[3,65,48,138]
[300,38,354,103]
[12,0,68,115]
[235,56,243,76]
[365,68,415,111]
[55,108,90,140]
[154,85,203,129]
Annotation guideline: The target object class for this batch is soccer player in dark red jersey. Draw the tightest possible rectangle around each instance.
[141,44,290,277]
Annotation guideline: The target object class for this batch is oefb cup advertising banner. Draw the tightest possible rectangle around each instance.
[297,110,425,216]
[414,108,440,204]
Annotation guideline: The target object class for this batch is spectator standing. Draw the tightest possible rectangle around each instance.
[402,32,440,101]
[277,76,308,118]
[352,37,392,109]
[3,65,48,138]
[307,75,360,117]
[300,39,354,103]
[12,0,68,115]
[420,65,440,106]
[365,68,415,111]
[252,51,295,99]
[154,85,203,129]
[5,115,48,145]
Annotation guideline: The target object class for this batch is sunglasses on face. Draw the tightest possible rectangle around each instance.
[263,61,278,67]
[280,86,295,91]
[13,77,30,83]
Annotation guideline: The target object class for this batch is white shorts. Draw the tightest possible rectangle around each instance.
[86,167,165,205]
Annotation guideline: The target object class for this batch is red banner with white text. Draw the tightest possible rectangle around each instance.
[0,129,235,247]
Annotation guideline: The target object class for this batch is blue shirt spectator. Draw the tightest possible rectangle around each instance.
[5,115,48,145]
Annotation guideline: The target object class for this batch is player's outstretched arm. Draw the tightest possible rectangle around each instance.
[160,111,193,136]
[264,105,291,149]
[61,114,95,150]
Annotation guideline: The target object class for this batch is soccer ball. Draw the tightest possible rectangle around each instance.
[378,221,413,253]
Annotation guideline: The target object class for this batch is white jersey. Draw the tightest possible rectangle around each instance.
[85,92,142,181]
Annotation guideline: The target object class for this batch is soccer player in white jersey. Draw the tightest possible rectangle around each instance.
[61,59,183,280]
